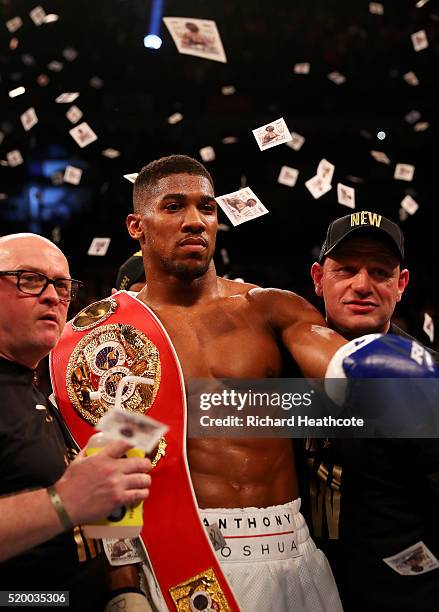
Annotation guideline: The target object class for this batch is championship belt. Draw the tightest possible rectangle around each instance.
[50,291,240,612]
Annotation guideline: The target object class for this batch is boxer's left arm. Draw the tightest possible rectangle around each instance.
[249,287,347,377]
[251,287,439,381]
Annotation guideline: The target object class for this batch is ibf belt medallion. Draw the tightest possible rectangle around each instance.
[66,323,161,426]
[169,568,231,612]
[72,298,118,331]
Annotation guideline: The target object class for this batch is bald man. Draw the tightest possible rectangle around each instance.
[0,234,152,611]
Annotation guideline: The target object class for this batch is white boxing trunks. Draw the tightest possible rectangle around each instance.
[200,498,343,612]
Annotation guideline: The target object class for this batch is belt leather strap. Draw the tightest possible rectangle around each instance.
[50,290,240,611]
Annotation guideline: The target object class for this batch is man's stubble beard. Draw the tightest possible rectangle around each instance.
[158,250,213,281]
[144,226,216,281]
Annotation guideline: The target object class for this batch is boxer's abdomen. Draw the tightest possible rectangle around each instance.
[189,438,298,508]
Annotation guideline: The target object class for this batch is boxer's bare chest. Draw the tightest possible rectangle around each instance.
[143,292,299,506]
[149,296,282,380]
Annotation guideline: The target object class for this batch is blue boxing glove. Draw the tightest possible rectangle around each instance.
[326,333,437,379]
[325,334,438,436]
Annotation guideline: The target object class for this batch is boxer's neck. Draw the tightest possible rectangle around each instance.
[139,264,219,307]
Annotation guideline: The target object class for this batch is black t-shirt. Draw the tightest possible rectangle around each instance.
[337,326,439,612]
[0,358,106,611]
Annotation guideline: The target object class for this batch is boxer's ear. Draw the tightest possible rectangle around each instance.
[126,214,144,242]
[310,262,324,297]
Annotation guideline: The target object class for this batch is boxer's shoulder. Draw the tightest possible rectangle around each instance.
[218,276,258,297]
[244,287,326,328]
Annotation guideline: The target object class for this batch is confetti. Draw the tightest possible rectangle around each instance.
[102,148,120,159]
[163,17,227,63]
[123,173,139,183]
[220,248,230,265]
[305,175,332,199]
[277,166,299,187]
[411,30,429,52]
[51,171,64,185]
[55,92,79,103]
[423,313,434,343]
[400,194,419,215]
[43,14,59,24]
[69,122,98,148]
[65,105,83,124]
[199,146,216,162]
[64,165,83,185]
[293,63,310,74]
[399,208,409,222]
[394,163,415,182]
[29,5,46,26]
[6,150,24,167]
[62,47,78,62]
[286,132,305,151]
[403,71,419,86]
[88,237,111,256]
[328,71,346,85]
[414,122,429,132]
[405,110,421,124]
[6,17,23,33]
[48,60,64,72]
[369,2,384,15]
[216,187,269,227]
[9,86,25,98]
[168,112,183,125]
[221,136,239,144]
[253,118,292,151]
[337,183,355,208]
[89,76,104,89]
[36,74,49,87]
[317,159,335,184]
[370,150,391,165]
[20,107,38,131]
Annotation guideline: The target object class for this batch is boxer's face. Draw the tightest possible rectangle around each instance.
[129,173,217,281]
[311,236,409,339]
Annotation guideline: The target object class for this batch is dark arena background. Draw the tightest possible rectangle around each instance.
[0,0,438,349]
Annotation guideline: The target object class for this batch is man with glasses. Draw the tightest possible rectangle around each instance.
[0,270,83,299]
[0,233,152,611]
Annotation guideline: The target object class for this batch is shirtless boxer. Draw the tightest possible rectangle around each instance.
[124,155,439,611]
[126,155,348,611]
[124,156,439,612]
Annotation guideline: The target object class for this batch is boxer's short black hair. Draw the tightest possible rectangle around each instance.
[133,154,214,212]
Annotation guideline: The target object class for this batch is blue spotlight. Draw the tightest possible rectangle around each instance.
[144,0,163,50]
[144,34,162,49]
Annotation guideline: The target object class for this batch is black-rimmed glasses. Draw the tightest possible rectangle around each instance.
[0,270,83,302]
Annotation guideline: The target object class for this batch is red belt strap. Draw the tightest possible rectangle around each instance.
[49,290,240,611]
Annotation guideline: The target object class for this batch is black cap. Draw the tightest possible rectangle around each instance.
[319,211,404,262]
[115,251,145,290]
